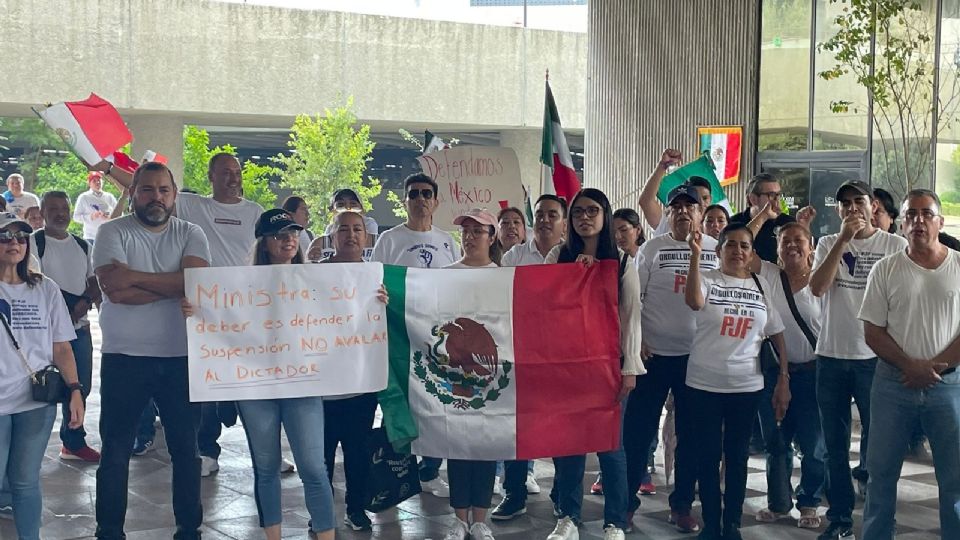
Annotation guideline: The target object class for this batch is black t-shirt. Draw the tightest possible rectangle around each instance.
[729,210,796,263]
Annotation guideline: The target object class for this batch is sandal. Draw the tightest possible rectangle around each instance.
[797,507,822,529]
[755,507,790,523]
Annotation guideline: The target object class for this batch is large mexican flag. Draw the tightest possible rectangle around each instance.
[378,262,623,461]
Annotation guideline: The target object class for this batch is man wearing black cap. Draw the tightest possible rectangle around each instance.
[808,180,907,540]
[624,183,719,534]
[637,150,715,238]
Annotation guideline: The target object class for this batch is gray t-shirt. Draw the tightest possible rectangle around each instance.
[93,215,210,357]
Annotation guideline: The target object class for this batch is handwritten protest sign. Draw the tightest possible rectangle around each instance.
[416,146,525,230]
[184,264,388,402]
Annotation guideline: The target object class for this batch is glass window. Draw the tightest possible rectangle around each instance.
[936,0,960,224]
[812,0,869,150]
[758,0,813,151]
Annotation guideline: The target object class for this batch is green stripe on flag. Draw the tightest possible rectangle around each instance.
[378,264,417,453]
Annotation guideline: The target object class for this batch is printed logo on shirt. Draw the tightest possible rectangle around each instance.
[214,218,242,226]
[0,299,47,331]
[404,244,445,268]
[709,285,765,340]
[656,248,719,293]
[837,250,886,289]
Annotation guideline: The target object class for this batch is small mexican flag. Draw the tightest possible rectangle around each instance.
[656,153,730,211]
[378,262,623,460]
[698,126,742,187]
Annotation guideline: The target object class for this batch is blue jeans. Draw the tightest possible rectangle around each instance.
[0,405,58,540]
[862,361,960,540]
[758,364,825,511]
[551,401,628,529]
[61,326,93,450]
[237,397,334,533]
[816,356,877,526]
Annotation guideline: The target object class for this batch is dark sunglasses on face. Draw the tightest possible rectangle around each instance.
[0,231,29,244]
[270,232,297,242]
[407,189,434,200]
[571,206,601,219]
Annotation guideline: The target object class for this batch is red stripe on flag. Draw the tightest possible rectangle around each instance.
[65,94,132,160]
[724,133,741,184]
[512,261,621,459]
[552,156,581,203]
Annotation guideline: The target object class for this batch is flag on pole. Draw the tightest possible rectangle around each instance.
[424,130,445,155]
[656,152,730,210]
[522,185,534,225]
[34,94,132,165]
[379,262,622,460]
[697,126,742,187]
[540,80,580,202]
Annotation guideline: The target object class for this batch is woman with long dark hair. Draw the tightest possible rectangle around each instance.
[543,188,643,540]
[612,208,644,257]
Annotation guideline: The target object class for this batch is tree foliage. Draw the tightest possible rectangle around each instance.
[272,100,382,233]
[817,0,960,198]
[182,125,277,209]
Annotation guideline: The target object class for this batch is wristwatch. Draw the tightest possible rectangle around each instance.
[67,382,84,396]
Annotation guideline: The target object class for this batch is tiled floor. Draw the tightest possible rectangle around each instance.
[1,315,943,539]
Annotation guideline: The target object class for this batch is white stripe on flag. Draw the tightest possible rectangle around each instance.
[540,164,556,196]
[406,267,519,460]
[551,121,575,169]
[709,134,727,181]
[37,103,101,165]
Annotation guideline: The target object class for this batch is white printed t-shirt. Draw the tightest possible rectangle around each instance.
[758,261,822,364]
[73,189,118,240]
[175,192,263,268]
[637,233,719,356]
[0,277,76,414]
[6,191,40,216]
[859,249,960,363]
[371,224,459,268]
[93,215,210,358]
[29,232,94,330]
[813,229,907,359]
[686,269,785,393]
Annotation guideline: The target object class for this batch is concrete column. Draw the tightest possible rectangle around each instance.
[499,129,543,203]
[125,116,185,185]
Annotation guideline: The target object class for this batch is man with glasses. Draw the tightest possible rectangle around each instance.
[372,172,459,499]
[809,180,907,540]
[730,173,796,263]
[858,189,960,540]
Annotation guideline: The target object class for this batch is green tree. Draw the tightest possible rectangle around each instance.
[2,118,71,190]
[818,0,960,198]
[272,100,382,233]
[182,125,277,209]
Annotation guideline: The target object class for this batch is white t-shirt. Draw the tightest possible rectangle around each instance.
[758,261,822,364]
[175,192,263,268]
[73,189,118,240]
[813,230,907,359]
[686,269,786,393]
[5,191,40,216]
[501,238,556,267]
[637,233,719,356]
[444,261,499,269]
[0,277,76,415]
[93,215,210,358]
[651,218,670,238]
[859,249,960,362]
[29,232,94,330]
[371,224,460,268]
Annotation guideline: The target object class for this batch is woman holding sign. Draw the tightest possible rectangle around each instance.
[684,223,789,540]
[543,188,643,540]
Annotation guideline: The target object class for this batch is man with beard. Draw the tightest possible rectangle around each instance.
[91,162,210,540]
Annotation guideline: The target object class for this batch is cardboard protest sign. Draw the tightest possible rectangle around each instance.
[184,263,388,402]
[416,146,525,230]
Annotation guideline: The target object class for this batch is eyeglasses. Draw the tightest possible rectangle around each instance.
[0,231,29,244]
[903,209,940,222]
[570,206,601,219]
[407,189,434,200]
[270,232,297,242]
[461,227,490,238]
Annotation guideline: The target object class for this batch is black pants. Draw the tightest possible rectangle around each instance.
[447,459,497,509]
[623,354,696,513]
[322,393,378,514]
[688,386,761,532]
[502,459,529,503]
[95,354,202,540]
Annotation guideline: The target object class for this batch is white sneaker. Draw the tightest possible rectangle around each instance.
[470,521,496,540]
[547,517,579,540]
[526,472,541,494]
[494,476,504,496]
[443,517,469,540]
[603,525,625,540]
[200,456,219,477]
[422,476,450,498]
[280,457,295,473]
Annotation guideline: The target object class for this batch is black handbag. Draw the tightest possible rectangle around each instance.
[365,427,422,513]
[750,273,781,374]
[0,313,67,404]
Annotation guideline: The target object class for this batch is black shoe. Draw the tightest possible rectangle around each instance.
[722,524,743,540]
[817,522,855,540]
[344,511,372,531]
[491,496,527,521]
[697,527,722,540]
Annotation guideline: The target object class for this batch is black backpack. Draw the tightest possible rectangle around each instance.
[34,230,89,259]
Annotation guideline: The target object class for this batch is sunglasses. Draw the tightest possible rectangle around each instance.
[407,189,435,200]
[0,231,29,244]
[270,232,298,242]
